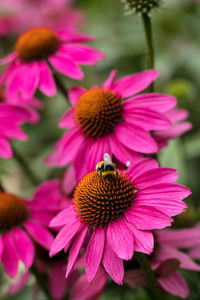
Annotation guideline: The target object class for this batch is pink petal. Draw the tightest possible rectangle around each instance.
[158,271,189,298]
[1,232,19,278]
[189,246,200,259]
[126,205,172,230]
[21,62,40,98]
[86,227,105,283]
[58,44,104,65]
[23,220,54,250]
[156,122,192,139]
[49,262,67,300]
[9,271,31,295]
[50,206,76,228]
[0,52,17,65]
[123,93,177,113]
[50,219,82,257]
[112,70,159,98]
[68,87,86,106]
[134,168,179,189]
[38,61,56,97]
[102,241,124,285]
[49,54,83,80]
[66,225,88,278]
[12,228,34,268]
[164,108,189,123]
[61,165,76,196]
[0,136,12,158]
[126,222,154,254]
[58,30,95,43]
[59,108,75,129]
[0,235,4,258]
[107,219,134,260]
[123,107,171,130]
[115,122,158,153]
[103,70,117,89]
[127,157,158,179]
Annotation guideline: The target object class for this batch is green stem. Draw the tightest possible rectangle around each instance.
[30,265,53,300]
[135,252,160,299]
[53,73,70,105]
[142,13,155,92]
[12,146,40,185]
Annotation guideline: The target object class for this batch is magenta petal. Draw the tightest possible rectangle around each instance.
[126,205,172,230]
[23,220,54,250]
[86,227,105,283]
[102,241,124,285]
[189,246,200,259]
[124,93,177,112]
[49,262,67,300]
[12,228,34,268]
[126,222,154,254]
[0,235,4,258]
[50,219,82,257]
[0,136,12,158]
[165,108,189,123]
[66,225,88,278]
[59,108,75,129]
[9,272,31,295]
[1,232,19,278]
[127,157,158,179]
[107,219,134,260]
[103,70,117,89]
[156,122,192,139]
[49,55,83,80]
[68,87,86,106]
[115,123,158,153]
[0,52,17,65]
[158,271,189,299]
[50,206,76,228]
[62,165,76,196]
[134,168,179,189]
[112,70,159,98]
[123,107,171,130]
[21,62,40,98]
[38,61,56,97]
[58,30,95,43]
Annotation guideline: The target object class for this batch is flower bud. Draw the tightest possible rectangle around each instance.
[122,0,162,15]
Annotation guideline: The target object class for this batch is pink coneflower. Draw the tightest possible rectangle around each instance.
[0,27,104,99]
[46,69,177,180]
[0,190,54,278]
[125,225,200,298]
[153,108,192,150]
[0,103,29,158]
[49,154,191,284]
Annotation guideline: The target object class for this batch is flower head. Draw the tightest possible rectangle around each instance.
[0,27,104,99]
[0,103,29,158]
[46,69,178,181]
[122,0,162,15]
[50,154,191,284]
[0,189,54,278]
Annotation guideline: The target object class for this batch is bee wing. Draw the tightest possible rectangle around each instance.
[103,153,113,167]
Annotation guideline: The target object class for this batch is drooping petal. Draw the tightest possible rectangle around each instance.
[68,87,86,106]
[49,55,83,80]
[24,220,54,250]
[59,108,75,129]
[107,219,134,260]
[0,52,17,66]
[103,70,117,89]
[50,206,76,228]
[9,272,31,295]
[155,122,192,140]
[102,241,124,285]
[21,62,40,98]
[0,136,12,158]
[86,227,105,283]
[50,219,82,257]
[125,205,172,230]
[0,235,4,259]
[1,232,19,278]
[49,262,67,300]
[12,228,34,268]
[115,123,158,153]
[158,271,189,299]
[38,61,56,97]
[111,70,159,98]
[66,225,88,278]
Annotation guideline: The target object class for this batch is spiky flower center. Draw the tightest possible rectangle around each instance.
[73,170,136,227]
[0,193,30,231]
[122,0,161,14]
[15,27,60,62]
[74,88,122,139]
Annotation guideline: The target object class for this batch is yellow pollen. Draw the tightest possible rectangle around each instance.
[74,87,122,139]
[0,193,30,231]
[15,27,60,62]
[73,170,136,228]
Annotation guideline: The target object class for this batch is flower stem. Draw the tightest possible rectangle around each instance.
[134,252,160,299]
[142,13,154,92]
[53,73,70,105]
[30,265,53,300]
[12,146,40,185]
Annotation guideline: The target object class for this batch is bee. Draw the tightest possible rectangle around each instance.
[96,153,118,180]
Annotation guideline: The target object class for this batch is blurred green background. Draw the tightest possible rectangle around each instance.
[0,0,200,299]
